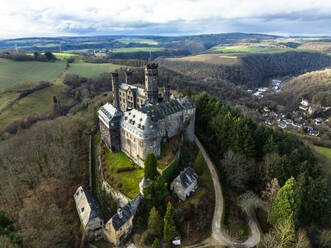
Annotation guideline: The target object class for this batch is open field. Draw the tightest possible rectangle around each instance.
[104,150,144,199]
[0,58,66,89]
[112,47,164,53]
[64,49,91,53]
[66,62,125,78]
[209,45,299,54]
[167,53,238,65]
[297,42,331,53]
[0,79,68,132]
[116,38,159,45]
[313,145,331,160]
[53,52,80,60]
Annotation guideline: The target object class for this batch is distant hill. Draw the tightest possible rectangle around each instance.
[157,51,331,87]
[0,33,279,55]
[265,68,331,109]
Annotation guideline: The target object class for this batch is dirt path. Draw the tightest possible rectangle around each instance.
[194,136,260,248]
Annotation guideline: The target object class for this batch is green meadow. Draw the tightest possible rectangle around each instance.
[0,58,66,90]
[112,47,164,53]
[313,145,331,160]
[0,57,128,133]
[117,38,159,45]
[66,62,125,78]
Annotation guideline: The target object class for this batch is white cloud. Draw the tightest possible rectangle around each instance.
[0,0,331,38]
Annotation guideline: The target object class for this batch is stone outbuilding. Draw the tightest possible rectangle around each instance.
[170,167,198,201]
[104,204,134,246]
[73,186,104,241]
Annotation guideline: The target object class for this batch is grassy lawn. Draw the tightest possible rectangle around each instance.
[66,62,125,78]
[112,47,164,53]
[313,145,331,160]
[116,38,159,45]
[0,58,66,90]
[104,149,144,199]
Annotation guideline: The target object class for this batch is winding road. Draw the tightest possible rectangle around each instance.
[194,136,260,248]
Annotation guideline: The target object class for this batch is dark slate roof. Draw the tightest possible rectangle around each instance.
[100,103,122,120]
[81,186,103,222]
[179,167,198,190]
[180,96,195,110]
[139,99,184,122]
[111,204,133,231]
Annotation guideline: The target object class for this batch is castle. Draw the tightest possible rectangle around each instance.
[98,62,195,167]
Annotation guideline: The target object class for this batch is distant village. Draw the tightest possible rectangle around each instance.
[244,80,330,137]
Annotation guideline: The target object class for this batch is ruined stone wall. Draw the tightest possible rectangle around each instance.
[101,181,131,207]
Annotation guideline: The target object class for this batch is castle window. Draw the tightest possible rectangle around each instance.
[81,207,84,213]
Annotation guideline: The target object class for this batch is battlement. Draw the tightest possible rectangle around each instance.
[145,63,158,70]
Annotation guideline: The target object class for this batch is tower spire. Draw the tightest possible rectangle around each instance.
[148,50,152,63]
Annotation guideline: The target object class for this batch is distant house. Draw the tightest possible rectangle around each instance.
[278,121,287,129]
[308,104,320,116]
[74,186,104,241]
[104,204,134,246]
[170,167,198,201]
[314,118,323,125]
[301,99,309,107]
[263,106,270,112]
[265,119,273,126]
[283,119,293,125]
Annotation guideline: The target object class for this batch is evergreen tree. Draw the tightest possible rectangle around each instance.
[298,174,330,225]
[148,207,163,236]
[163,202,177,243]
[269,177,302,228]
[44,51,56,61]
[275,216,296,248]
[144,153,158,180]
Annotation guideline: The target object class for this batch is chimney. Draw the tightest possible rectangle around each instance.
[117,207,123,218]
[124,70,133,84]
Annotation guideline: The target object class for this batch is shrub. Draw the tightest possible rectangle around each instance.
[116,167,136,173]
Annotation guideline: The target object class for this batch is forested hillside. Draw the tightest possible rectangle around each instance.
[157,51,331,87]
[265,68,331,109]
[193,92,330,247]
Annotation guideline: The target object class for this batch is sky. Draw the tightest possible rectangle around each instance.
[1,0,331,38]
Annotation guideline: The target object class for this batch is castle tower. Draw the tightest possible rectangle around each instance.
[124,70,133,84]
[144,63,159,104]
[111,72,120,109]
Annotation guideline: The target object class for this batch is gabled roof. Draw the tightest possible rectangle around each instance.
[110,204,133,231]
[175,167,198,190]
[74,186,103,228]
[98,103,122,128]
[119,83,145,96]
[121,108,159,138]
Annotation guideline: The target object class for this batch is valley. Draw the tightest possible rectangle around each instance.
[0,32,330,248]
